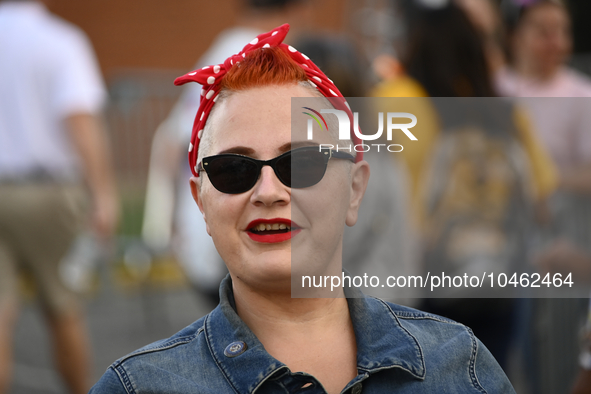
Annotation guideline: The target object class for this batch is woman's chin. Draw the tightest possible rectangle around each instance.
[230,253,292,288]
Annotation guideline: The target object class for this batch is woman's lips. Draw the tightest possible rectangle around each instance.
[246,218,301,243]
[247,231,301,243]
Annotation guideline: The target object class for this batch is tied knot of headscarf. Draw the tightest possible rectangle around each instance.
[174,23,361,177]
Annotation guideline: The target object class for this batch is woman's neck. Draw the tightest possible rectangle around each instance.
[232,278,350,335]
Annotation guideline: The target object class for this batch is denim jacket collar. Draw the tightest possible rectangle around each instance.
[346,295,425,379]
[206,275,425,393]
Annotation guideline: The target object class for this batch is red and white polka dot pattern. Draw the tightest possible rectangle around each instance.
[174,23,362,176]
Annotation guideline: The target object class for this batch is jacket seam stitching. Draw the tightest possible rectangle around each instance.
[113,365,134,394]
[467,327,487,393]
[112,334,199,367]
[393,314,464,325]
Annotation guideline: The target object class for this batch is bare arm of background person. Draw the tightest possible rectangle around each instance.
[66,113,119,241]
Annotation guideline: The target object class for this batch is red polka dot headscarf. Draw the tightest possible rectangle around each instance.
[174,23,363,177]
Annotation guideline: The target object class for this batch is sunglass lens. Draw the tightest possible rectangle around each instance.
[205,157,258,194]
[286,149,327,188]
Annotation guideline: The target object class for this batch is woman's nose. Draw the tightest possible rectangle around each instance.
[250,165,290,206]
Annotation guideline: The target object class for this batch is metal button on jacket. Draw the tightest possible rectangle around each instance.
[224,341,247,357]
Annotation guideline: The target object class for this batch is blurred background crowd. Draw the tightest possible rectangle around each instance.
[1,0,591,393]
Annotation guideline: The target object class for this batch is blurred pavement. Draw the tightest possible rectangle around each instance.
[10,265,211,394]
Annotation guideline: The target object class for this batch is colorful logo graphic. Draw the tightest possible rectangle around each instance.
[302,107,328,131]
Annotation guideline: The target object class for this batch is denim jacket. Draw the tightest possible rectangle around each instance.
[90,275,515,393]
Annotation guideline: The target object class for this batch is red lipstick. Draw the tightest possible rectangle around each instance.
[246,218,301,243]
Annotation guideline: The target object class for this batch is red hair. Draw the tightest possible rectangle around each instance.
[221,47,309,91]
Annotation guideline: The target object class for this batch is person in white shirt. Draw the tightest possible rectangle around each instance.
[0,1,118,393]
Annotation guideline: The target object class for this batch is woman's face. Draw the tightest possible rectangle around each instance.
[190,84,369,294]
[514,4,571,76]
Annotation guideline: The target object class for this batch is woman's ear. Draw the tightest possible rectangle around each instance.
[189,177,203,212]
[190,177,209,235]
[345,161,370,227]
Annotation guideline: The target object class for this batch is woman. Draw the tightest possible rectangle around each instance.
[497,0,591,97]
[91,24,514,393]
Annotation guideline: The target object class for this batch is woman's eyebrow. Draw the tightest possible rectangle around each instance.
[285,141,319,151]
[216,146,255,155]
[217,141,318,156]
